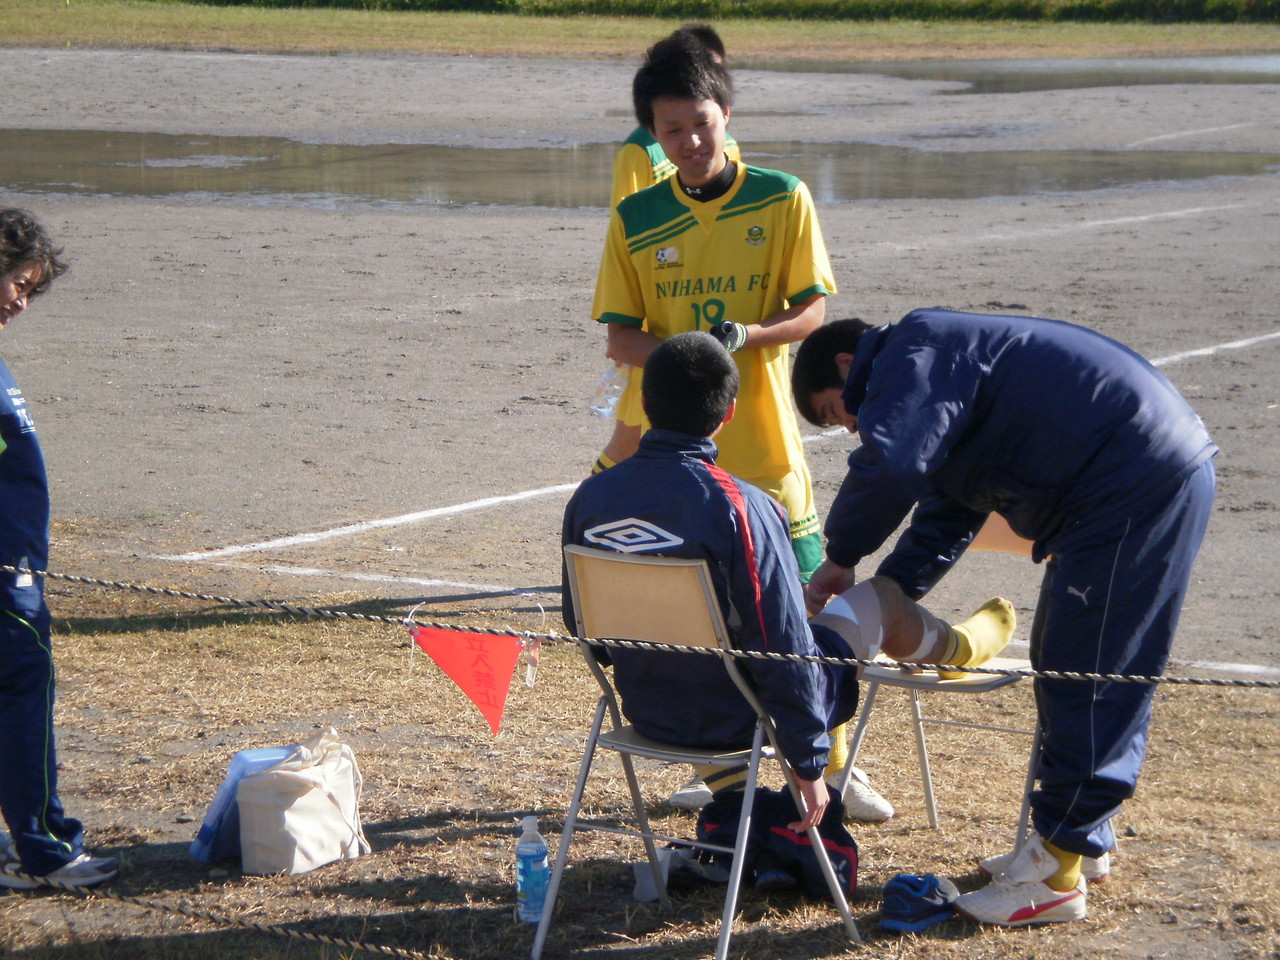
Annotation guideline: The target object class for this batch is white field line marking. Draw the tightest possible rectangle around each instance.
[875,203,1248,252]
[158,326,1279,563]
[1150,328,1280,367]
[153,482,579,561]
[210,561,559,597]
[1125,123,1258,148]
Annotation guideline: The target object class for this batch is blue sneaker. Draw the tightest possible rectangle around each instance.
[878,873,960,932]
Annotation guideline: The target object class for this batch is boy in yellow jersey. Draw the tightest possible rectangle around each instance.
[597,23,740,474]
[590,34,891,822]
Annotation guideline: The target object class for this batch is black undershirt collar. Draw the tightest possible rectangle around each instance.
[678,161,737,203]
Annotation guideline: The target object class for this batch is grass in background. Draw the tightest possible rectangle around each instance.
[2,0,1280,59]
[0,582,1275,959]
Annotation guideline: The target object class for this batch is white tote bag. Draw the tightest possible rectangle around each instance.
[236,726,372,876]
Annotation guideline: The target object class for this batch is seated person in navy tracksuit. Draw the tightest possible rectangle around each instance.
[561,331,1016,834]
[793,311,1216,927]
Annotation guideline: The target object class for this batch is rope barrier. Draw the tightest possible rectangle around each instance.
[13,564,1279,689]
[1,868,432,959]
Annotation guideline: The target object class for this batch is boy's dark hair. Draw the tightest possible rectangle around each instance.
[642,332,739,437]
[791,319,873,426]
[633,32,734,133]
[0,208,67,297]
[676,22,726,61]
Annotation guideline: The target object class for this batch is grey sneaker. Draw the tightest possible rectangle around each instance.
[666,776,714,812]
[979,832,1111,883]
[0,850,118,890]
[828,766,894,822]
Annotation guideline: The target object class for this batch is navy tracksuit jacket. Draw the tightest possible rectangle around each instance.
[825,308,1216,857]
[1,356,84,875]
[562,431,858,782]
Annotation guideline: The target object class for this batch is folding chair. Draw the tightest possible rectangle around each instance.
[837,657,1036,829]
[532,545,860,960]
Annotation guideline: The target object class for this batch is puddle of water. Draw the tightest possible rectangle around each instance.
[4,129,1277,209]
[740,54,1280,94]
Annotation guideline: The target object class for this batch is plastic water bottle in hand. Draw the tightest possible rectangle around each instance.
[516,815,550,923]
[587,363,630,419]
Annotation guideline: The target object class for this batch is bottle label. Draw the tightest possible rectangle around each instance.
[516,849,549,922]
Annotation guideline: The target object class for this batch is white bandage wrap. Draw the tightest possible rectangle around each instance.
[811,582,885,661]
[899,617,946,664]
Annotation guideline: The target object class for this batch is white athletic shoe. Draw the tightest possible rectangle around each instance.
[0,850,118,890]
[828,766,895,822]
[980,833,1111,883]
[666,776,714,812]
[954,833,1087,927]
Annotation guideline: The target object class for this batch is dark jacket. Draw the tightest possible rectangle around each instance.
[827,308,1217,598]
[562,430,857,780]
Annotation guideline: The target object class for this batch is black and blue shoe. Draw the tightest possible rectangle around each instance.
[878,872,960,932]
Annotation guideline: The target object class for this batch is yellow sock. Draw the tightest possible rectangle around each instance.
[694,763,748,796]
[937,597,1016,679]
[1043,839,1084,891]
[591,452,617,475]
[824,723,849,779]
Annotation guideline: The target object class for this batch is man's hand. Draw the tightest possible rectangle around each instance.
[804,560,858,616]
[789,775,829,833]
[709,321,749,354]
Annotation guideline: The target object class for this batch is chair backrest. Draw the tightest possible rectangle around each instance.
[563,543,777,737]
[563,544,731,651]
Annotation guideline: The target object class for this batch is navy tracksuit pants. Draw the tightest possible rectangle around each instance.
[1028,459,1216,859]
[0,603,83,875]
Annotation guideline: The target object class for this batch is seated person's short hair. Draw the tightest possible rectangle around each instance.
[633,33,734,133]
[642,332,739,437]
[791,318,873,426]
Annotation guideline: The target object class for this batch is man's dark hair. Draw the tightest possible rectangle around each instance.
[0,208,67,297]
[633,32,734,133]
[676,22,726,61]
[642,332,739,437]
[791,319,873,426]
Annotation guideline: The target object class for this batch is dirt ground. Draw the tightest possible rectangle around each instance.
[0,47,1277,958]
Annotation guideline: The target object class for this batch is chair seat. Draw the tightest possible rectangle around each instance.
[598,725,774,766]
[860,655,1028,694]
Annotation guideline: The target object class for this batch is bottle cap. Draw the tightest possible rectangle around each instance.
[521,815,538,831]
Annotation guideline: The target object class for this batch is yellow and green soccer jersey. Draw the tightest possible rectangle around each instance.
[592,163,835,484]
[610,127,741,211]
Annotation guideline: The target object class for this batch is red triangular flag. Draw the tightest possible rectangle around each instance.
[411,627,524,736]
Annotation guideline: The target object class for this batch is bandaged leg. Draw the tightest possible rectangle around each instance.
[808,580,887,661]
[814,577,1014,672]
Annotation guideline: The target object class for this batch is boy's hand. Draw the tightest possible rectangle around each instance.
[709,321,748,353]
[805,560,857,615]
[789,776,829,833]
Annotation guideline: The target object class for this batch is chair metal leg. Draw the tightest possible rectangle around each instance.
[1010,722,1042,860]
[532,698,607,960]
[618,751,672,911]
[714,724,766,960]
[908,689,940,829]
[837,680,881,796]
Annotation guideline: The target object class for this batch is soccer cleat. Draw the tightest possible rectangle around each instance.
[0,850,119,890]
[980,838,1111,883]
[878,873,960,932]
[954,833,1086,926]
[828,766,894,822]
[666,776,714,812]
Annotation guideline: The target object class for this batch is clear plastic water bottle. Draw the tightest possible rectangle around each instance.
[515,815,550,923]
[587,363,630,419]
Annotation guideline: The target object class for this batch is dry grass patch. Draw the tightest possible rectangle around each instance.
[0,583,1276,959]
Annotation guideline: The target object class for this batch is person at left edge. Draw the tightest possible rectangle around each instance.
[0,208,118,890]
